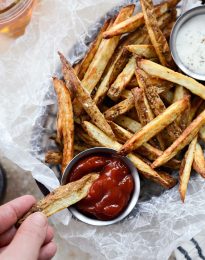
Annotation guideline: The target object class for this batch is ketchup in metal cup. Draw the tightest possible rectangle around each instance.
[67,154,134,220]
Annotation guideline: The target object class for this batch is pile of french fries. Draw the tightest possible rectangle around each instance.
[45,0,205,203]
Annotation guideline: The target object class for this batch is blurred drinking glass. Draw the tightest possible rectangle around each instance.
[0,0,36,37]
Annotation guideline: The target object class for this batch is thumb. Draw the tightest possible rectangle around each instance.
[3,212,48,260]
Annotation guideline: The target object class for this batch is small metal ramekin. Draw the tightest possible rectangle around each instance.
[61,147,140,226]
[170,6,205,81]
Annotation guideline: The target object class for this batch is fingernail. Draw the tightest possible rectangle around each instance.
[31,212,47,227]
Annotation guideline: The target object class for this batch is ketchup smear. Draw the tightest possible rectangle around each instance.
[67,154,134,220]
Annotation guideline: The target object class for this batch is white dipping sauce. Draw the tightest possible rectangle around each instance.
[176,14,205,75]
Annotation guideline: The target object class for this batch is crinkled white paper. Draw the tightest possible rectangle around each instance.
[1,0,205,259]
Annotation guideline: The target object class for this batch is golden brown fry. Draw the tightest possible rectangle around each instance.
[75,127,102,147]
[134,70,166,149]
[107,57,136,101]
[45,151,62,165]
[104,96,134,120]
[144,75,182,142]
[193,142,205,178]
[200,125,205,142]
[152,109,205,168]
[77,18,111,80]
[188,96,203,124]
[103,1,178,38]
[120,89,133,99]
[132,87,154,126]
[17,174,99,226]
[53,78,74,173]
[59,54,115,139]
[114,115,141,133]
[126,44,157,59]
[83,121,176,188]
[119,96,189,155]
[140,0,174,68]
[109,121,180,169]
[179,136,197,202]
[138,59,205,99]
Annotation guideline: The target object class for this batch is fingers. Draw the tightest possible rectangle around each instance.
[0,226,16,247]
[44,226,54,245]
[38,241,57,260]
[2,212,48,260]
[0,195,36,234]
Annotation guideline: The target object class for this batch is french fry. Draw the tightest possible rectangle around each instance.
[179,136,197,202]
[193,142,205,178]
[114,115,141,133]
[77,18,111,80]
[200,125,205,142]
[152,109,205,168]
[104,96,134,120]
[83,121,176,188]
[134,71,166,149]
[60,54,115,139]
[120,89,133,99]
[53,78,74,173]
[109,121,180,169]
[144,75,182,142]
[75,127,102,147]
[118,96,189,155]
[138,59,205,99]
[140,0,174,68]
[188,96,203,124]
[126,44,157,59]
[173,85,190,129]
[160,90,174,104]
[45,151,62,165]
[103,0,179,38]
[107,57,136,101]
[17,174,99,226]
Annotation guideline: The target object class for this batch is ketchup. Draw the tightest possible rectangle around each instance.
[67,154,134,220]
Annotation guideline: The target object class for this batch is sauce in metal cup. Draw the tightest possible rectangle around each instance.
[170,6,205,81]
[61,147,140,226]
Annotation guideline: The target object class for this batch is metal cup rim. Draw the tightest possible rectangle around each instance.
[61,147,140,226]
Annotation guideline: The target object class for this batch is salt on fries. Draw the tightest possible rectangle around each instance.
[41,0,205,217]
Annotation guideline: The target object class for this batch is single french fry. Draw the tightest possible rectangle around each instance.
[152,109,205,168]
[188,96,203,124]
[77,18,111,80]
[45,151,62,165]
[75,127,102,147]
[140,0,174,68]
[83,121,176,188]
[120,89,133,99]
[104,96,134,120]
[103,0,179,38]
[200,125,205,142]
[193,142,205,178]
[126,44,157,59]
[139,59,205,99]
[179,136,197,202]
[109,121,180,169]
[59,54,115,139]
[119,96,189,155]
[53,78,74,173]
[17,174,99,226]
[107,57,136,101]
[115,115,142,133]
